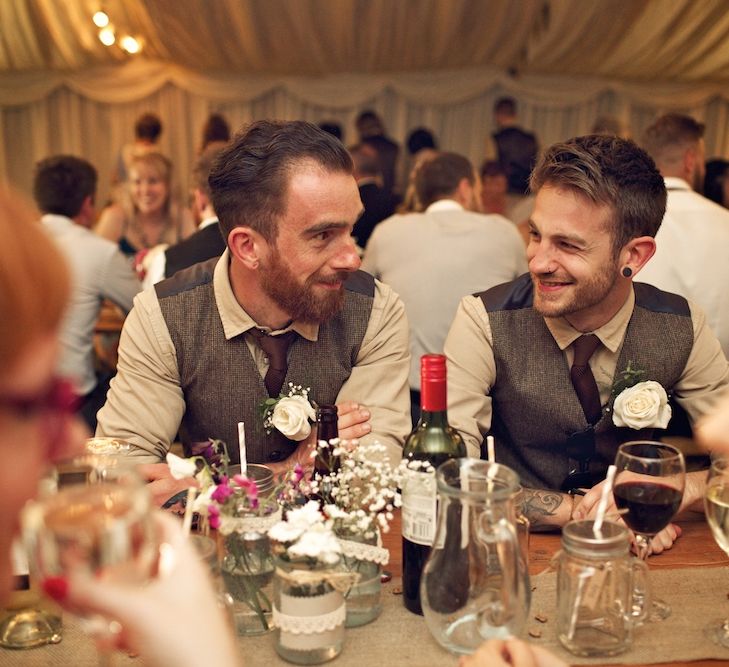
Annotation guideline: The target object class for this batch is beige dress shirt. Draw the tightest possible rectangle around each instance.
[445,288,729,458]
[97,250,411,464]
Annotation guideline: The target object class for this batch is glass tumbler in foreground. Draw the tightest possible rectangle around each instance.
[22,458,158,665]
[420,459,530,654]
[704,457,729,647]
[612,441,685,621]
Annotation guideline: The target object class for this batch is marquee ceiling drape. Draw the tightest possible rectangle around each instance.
[3,0,729,201]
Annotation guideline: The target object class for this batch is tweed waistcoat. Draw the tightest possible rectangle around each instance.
[480,275,693,489]
[156,259,374,463]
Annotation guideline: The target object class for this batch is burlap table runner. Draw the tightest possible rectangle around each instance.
[2,567,727,666]
[528,566,729,665]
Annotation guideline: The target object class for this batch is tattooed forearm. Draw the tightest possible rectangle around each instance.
[521,488,566,529]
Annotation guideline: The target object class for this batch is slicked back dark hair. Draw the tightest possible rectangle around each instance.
[209,120,353,243]
[529,135,666,256]
[33,155,97,218]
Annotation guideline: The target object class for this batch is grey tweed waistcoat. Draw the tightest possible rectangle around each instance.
[156,258,374,464]
[479,274,693,489]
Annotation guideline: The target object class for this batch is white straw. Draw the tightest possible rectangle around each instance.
[181,487,197,536]
[593,464,617,536]
[486,435,495,464]
[238,421,247,474]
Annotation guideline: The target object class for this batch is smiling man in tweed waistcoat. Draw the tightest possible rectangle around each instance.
[97,120,411,505]
[445,134,729,553]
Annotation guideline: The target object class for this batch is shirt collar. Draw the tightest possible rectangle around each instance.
[663,176,691,192]
[425,199,464,213]
[41,213,75,228]
[213,249,319,342]
[544,287,635,354]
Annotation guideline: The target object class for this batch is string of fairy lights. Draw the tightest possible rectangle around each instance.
[92,8,143,55]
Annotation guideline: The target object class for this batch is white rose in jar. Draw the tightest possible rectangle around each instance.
[271,395,316,441]
[612,380,671,429]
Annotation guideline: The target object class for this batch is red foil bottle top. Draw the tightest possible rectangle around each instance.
[420,354,447,412]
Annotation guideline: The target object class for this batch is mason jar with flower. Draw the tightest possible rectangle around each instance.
[269,501,354,665]
[311,439,400,627]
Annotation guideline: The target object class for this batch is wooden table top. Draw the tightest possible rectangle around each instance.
[382,511,727,667]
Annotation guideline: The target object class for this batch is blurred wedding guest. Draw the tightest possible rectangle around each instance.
[33,156,141,430]
[487,96,539,197]
[704,158,729,207]
[639,113,729,358]
[319,121,343,141]
[397,148,438,214]
[362,152,526,425]
[199,113,230,153]
[350,142,395,250]
[479,160,509,217]
[97,120,410,505]
[112,112,163,186]
[460,638,567,667]
[407,127,437,157]
[96,152,195,274]
[0,188,239,667]
[143,142,228,286]
[356,109,400,197]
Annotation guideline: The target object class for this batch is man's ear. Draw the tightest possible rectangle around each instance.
[227,226,267,270]
[455,178,473,207]
[621,236,656,277]
[78,195,95,228]
[683,146,698,183]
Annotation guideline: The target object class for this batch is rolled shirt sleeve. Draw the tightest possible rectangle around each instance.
[336,279,411,465]
[444,295,496,459]
[96,288,184,462]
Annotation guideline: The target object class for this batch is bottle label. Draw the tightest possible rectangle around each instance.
[401,469,437,546]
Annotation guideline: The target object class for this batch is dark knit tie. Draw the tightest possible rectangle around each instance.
[570,334,602,425]
[251,330,296,397]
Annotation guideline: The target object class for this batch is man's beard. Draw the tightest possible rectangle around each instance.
[260,252,348,324]
[531,260,618,320]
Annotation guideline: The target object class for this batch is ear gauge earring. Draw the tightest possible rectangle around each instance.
[622,266,633,278]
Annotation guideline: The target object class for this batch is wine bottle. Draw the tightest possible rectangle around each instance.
[402,354,466,615]
[313,404,339,478]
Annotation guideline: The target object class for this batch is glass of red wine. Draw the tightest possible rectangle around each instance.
[613,441,685,622]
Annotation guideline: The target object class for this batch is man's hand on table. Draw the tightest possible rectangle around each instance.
[137,463,198,509]
[574,479,682,555]
[459,638,567,667]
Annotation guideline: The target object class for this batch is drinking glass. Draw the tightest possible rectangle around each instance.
[22,456,158,665]
[704,457,729,647]
[612,441,685,621]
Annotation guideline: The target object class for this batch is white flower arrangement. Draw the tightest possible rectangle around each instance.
[260,383,316,441]
[612,380,672,430]
[269,500,342,564]
[311,439,401,540]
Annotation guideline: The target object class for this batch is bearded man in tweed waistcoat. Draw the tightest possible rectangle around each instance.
[98,120,411,506]
[445,134,729,554]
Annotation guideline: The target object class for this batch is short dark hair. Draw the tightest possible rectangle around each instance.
[33,155,97,218]
[530,135,666,255]
[135,113,162,142]
[480,159,507,179]
[494,96,517,116]
[201,113,230,149]
[415,152,474,208]
[407,128,437,155]
[192,142,228,198]
[209,120,353,243]
[355,110,384,138]
[641,113,704,168]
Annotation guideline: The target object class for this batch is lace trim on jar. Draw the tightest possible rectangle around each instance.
[273,600,346,634]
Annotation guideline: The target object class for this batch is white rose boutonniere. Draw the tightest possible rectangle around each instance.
[261,383,316,441]
[612,380,672,430]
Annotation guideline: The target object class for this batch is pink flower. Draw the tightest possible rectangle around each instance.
[293,464,304,483]
[211,477,234,503]
[233,475,260,509]
[208,504,221,530]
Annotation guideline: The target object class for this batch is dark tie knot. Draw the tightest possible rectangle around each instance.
[249,329,297,397]
[572,334,600,367]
